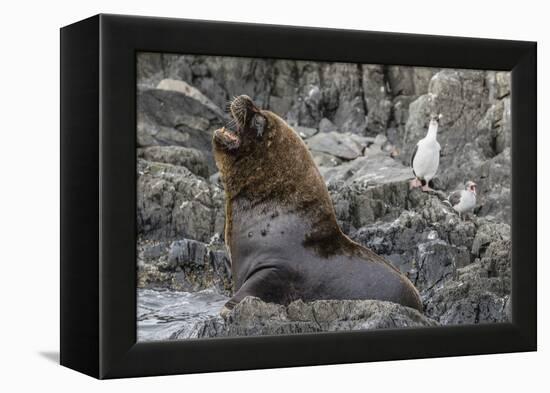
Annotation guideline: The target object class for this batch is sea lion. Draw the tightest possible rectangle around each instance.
[213,95,422,314]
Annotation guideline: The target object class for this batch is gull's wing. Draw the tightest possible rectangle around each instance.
[410,143,419,176]
[448,190,462,207]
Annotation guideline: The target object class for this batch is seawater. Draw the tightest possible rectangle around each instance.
[137,288,228,341]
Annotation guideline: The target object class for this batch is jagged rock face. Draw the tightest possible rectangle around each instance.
[137,159,225,242]
[138,236,232,296]
[137,86,225,176]
[138,54,372,136]
[424,240,511,324]
[172,297,438,339]
[351,202,511,325]
[136,53,511,331]
[137,146,210,178]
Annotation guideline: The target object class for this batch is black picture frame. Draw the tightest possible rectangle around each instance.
[60,14,536,379]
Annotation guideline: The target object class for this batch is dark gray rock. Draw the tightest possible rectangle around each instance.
[362,65,392,135]
[305,131,370,160]
[346,185,511,326]
[138,54,370,135]
[137,52,165,88]
[321,63,367,134]
[464,148,511,223]
[179,297,438,339]
[137,159,224,242]
[424,240,511,324]
[281,62,367,134]
[156,78,225,118]
[486,71,511,101]
[322,153,411,188]
[294,125,318,139]
[318,117,339,133]
[311,151,343,167]
[138,236,232,295]
[471,220,511,258]
[136,87,225,168]
[137,146,211,178]
[387,66,437,98]
[351,195,476,287]
[414,239,471,291]
[168,239,209,267]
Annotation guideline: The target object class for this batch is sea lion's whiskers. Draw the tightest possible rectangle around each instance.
[225,118,238,130]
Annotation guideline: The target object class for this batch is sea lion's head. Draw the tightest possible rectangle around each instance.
[212,95,317,200]
[213,95,270,154]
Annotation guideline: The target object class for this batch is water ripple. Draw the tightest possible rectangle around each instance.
[137,288,228,341]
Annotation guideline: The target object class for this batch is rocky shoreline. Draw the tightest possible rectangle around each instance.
[137,53,511,337]
[173,297,439,339]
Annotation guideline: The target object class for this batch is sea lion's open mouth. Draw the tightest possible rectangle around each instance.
[214,126,241,150]
[213,95,253,150]
[214,95,267,151]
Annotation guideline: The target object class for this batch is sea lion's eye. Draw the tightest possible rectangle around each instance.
[252,114,266,138]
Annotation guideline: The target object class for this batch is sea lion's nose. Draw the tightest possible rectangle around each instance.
[233,95,255,108]
[231,95,258,116]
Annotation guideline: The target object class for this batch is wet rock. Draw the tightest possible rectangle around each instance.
[185,297,438,339]
[168,239,208,267]
[138,236,232,295]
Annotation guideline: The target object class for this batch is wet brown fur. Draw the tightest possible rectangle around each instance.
[213,105,395,269]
